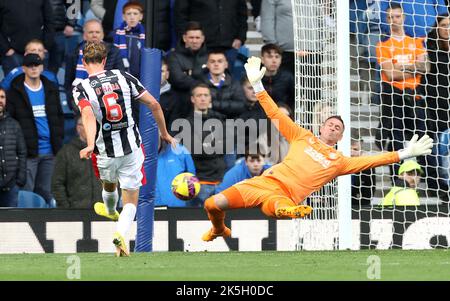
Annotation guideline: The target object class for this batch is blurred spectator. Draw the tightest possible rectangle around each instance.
[51,115,102,208]
[437,129,450,202]
[257,103,291,165]
[419,14,450,192]
[351,139,376,206]
[376,2,428,177]
[0,88,27,207]
[65,19,125,109]
[160,58,181,133]
[0,0,55,75]
[167,21,208,119]
[174,0,248,74]
[295,0,328,103]
[355,0,382,64]
[260,0,295,76]
[425,14,450,137]
[379,0,447,38]
[311,102,335,136]
[6,54,64,204]
[47,0,81,74]
[113,1,145,78]
[381,160,422,206]
[90,0,173,51]
[216,151,271,193]
[238,76,269,152]
[180,83,227,206]
[155,136,196,207]
[260,43,295,111]
[201,50,246,119]
[350,0,382,103]
[251,0,262,31]
[90,0,134,41]
[0,40,58,91]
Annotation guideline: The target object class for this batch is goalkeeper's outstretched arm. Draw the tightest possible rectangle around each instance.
[245,56,306,143]
[340,134,433,175]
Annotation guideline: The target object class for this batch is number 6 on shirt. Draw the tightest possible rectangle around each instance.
[102,92,123,122]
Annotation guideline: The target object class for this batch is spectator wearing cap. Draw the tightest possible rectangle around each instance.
[381,160,423,206]
[6,53,64,205]
[0,39,58,91]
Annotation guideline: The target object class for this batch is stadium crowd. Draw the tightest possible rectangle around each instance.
[1,0,450,208]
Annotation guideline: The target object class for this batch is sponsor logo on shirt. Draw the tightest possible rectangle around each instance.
[103,123,112,131]
[304,146,331,168]
[32,105,47,118]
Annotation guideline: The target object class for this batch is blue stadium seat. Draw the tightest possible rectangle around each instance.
[18,191,48,208]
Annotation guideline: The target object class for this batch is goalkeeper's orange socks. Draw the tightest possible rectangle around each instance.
[202,196,231,241]
[204,196,226,231]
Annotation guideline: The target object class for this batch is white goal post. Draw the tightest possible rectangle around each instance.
[291,0,450,250]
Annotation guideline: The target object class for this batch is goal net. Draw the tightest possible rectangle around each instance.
[291,0,450,250]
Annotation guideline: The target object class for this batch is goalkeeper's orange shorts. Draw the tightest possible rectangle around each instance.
[220,176,297,218]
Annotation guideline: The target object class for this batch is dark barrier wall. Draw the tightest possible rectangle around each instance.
[0,206,448,253]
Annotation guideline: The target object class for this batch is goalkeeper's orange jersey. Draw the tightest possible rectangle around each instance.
[255,91,400,204]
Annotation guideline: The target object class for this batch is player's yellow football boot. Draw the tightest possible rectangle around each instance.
[113,232,129,257]
[202,226,231,242]
[94,202,120,221]
[275,205,313,219]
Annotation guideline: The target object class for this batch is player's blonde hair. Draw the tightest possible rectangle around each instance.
[83,41,107,64]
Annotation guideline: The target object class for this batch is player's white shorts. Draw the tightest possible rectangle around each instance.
[92,147,145,190]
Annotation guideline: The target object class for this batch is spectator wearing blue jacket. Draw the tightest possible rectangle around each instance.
[216,152,271,193]
[155,138,197,207]
[0,39,58,90]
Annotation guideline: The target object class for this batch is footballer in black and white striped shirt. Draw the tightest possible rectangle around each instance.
[73,69,149,158]
[74,41,177,257]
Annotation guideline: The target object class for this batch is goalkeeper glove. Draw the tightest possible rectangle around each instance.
[398,134,433,160]
[244,56,266,93]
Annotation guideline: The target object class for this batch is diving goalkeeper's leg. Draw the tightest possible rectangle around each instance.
[261,197,313,219]
[202,186,249,242]
[202,193,231,242]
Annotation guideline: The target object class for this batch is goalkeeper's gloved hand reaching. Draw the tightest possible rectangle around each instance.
[398,134,433,160]
[244,56,266,93]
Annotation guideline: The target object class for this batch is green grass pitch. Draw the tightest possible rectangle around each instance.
[0,249,449,281]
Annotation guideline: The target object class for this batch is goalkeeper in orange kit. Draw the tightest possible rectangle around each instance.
[201,56,434,242]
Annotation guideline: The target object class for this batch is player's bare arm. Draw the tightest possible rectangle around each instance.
[138,91,177,148]
[79,105,97,159]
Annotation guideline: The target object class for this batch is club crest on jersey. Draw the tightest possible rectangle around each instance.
[329,153,337,159]
[90,80,99,87]
[304,146,331,168]
[103,123,112,131]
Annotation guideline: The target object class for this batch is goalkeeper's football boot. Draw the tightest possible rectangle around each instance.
[113,232,129,257]
[202,226,231,242]
[94,202,120,221]
[275,205,313,219]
